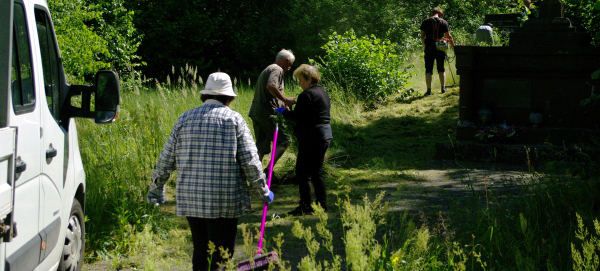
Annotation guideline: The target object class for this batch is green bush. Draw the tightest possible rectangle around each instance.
[49,0,142,83]
[90,0,144,80]
[50,0,110,84]
[315,30,412,101]
[564,0,600,45]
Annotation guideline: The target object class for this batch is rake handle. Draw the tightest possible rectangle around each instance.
[257,123,278,253]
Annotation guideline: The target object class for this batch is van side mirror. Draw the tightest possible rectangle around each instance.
[66,70,120,123]
[94,71,120,123]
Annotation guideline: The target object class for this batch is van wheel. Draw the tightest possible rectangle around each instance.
[59,199,85,271]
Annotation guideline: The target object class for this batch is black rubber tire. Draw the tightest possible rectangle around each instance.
[58,198,85,271]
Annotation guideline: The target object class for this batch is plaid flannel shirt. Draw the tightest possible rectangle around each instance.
[151,100,267,218]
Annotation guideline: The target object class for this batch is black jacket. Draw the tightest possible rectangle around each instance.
[282,84,333,142]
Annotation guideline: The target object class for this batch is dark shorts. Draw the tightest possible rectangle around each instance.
[250,114,291,154]
[424,45,446,74]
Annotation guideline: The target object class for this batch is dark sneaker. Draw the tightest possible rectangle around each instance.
[288,206,314,216]
[424,89,432,96]
[441,88,447,94]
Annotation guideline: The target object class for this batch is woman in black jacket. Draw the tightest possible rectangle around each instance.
[276,64,332,215]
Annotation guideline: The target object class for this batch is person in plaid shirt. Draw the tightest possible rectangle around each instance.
[147,72,274,271]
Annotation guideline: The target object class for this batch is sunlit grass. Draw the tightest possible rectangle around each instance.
[79,54,460,265]
[80,55,600,271]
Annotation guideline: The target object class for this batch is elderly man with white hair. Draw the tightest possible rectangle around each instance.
[249,49,296,178]
[147,72,274,271]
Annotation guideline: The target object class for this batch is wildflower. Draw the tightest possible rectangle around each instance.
[392,257,399,264]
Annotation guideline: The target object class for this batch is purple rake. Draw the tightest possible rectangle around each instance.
[237,123,280,271]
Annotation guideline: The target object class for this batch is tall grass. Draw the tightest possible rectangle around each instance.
[78,86,200,257]
[79,57,600,271]
[77,68,364,258]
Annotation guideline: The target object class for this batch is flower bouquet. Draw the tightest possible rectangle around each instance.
[475,124,516,142]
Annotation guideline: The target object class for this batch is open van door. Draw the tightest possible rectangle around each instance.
[0,0,16,238]
[0,128,16,271]
[0,128,17,243]
[0,0,15,270]
[1,0,13,129]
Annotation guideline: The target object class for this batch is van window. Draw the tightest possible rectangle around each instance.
[35,8,61,123]
[12,2,35,114]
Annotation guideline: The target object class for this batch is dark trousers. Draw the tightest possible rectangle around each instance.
[296,139,331,209]
[424,45,446,74]
[186,217,238,271]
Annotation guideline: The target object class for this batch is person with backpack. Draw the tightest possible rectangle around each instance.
[420,6,455,96]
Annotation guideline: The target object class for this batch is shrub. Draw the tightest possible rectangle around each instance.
[50,0,110,84]
[49,0,142,83]
[314,30,412,101]
[571,213,600,271]
[581,68,600,106]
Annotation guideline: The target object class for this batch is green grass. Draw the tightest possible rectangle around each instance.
[79,55,600,271]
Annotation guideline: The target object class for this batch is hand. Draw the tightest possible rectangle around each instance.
[285,97,296,107]
[263,191,274,204]
[275,107,287,114]
[146,189,165,206]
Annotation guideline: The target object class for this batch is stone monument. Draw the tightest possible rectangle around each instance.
[454,0,599,145]
[438,0,600,163]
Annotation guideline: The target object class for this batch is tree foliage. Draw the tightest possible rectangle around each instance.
[577,0,600,106]
[120,0,526,82]
[89,0,144,78]
[49,0,142,83]
[50,0,110,84]
[124,0,293,82]
[564,0,600,44]
[50,0,598,86]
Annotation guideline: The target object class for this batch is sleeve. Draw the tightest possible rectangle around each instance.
[234,115,269,197]
[419,19,427,32]
[267,69,283,91]
[442,20,450,33]
[282,91,311,122]
[150,115,183,190]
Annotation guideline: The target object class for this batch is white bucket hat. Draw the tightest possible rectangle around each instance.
[199,72,237,97]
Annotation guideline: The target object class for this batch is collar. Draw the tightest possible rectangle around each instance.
[204,99,225,106]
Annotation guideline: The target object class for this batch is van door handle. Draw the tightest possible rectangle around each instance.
[46,146,57,159]
[15,158,26,174]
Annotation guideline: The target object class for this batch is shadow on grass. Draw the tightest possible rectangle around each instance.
[329,102,459,170]
[228,162,533,269]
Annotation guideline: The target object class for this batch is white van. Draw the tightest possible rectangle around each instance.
[0,0,120,270]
